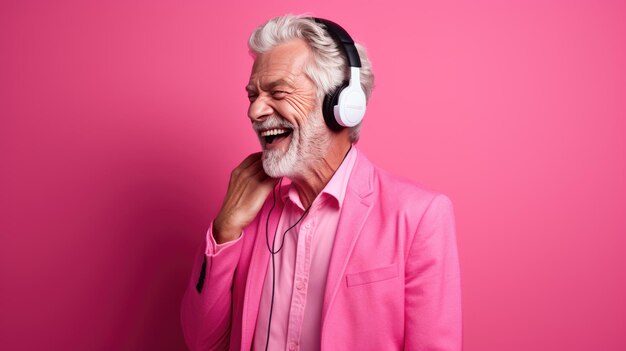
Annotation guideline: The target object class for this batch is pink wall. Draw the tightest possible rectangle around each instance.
[2,0,625,350]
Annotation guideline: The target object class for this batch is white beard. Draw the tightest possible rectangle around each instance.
[254,112,330,178]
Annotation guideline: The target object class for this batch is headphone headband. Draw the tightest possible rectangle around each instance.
[313,18,362,68]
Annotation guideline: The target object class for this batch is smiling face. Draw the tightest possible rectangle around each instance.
[246,39,331,178]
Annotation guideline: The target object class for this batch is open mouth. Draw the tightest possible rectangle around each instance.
[260,128,293,145]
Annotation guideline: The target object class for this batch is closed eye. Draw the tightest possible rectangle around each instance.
[271,90,288,99]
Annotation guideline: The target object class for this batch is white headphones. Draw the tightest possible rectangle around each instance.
[313,18,367,131]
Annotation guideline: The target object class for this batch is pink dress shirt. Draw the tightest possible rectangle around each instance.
[208,147,357,351]
[252,147,357,351]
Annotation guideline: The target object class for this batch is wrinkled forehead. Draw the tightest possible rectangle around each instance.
[248,39,313,88]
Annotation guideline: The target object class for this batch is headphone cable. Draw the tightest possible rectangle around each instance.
[264,177,311,351]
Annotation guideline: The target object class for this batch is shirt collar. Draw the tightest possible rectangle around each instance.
[282,145,358,211]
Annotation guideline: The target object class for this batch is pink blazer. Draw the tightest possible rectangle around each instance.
[181,151,462,350]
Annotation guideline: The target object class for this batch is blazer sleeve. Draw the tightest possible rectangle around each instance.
[180,222,244,351]
[404,194,462,351]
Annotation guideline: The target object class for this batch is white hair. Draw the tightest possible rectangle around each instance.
[248,14,375,143]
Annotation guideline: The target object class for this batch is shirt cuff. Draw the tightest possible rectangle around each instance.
[205,221,244,256]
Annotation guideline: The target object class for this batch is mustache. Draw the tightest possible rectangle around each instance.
[252,115,295,132]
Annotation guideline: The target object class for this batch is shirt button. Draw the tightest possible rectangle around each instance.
[289,342,297,350]
[304,222,311,229]
[296,282,305,290]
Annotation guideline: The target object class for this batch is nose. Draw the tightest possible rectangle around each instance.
[248,95,273,123]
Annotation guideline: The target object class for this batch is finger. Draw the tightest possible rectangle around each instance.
[230,154,262,181]
[249,161,270,179]
[238,152,263,170]
[259,175,280,191]
[247,177,279,200]
[245,164,276,188]
[235,157,263,179]
[243,156,264,173]
[264,175,280,185]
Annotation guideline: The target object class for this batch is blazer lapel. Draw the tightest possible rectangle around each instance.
[322,152,375,325]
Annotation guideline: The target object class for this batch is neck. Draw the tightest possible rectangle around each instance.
[290,139,351,209]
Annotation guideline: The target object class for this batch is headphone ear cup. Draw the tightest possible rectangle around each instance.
[322,83,347,131]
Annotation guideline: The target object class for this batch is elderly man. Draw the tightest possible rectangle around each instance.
[181,15,461,351]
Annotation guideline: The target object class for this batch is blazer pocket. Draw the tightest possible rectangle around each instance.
[346,264,398,287]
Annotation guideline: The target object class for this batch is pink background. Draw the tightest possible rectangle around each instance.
[2,0,625,350]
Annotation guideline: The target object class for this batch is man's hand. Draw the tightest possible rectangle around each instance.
[213,153,278,244]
